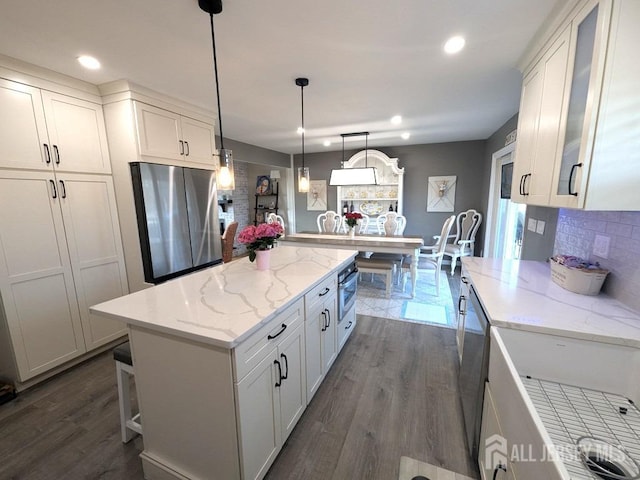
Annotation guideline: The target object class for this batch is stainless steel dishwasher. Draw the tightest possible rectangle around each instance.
[458,283,490,463]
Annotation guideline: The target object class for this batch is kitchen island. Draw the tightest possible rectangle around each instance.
[460,258,640,480]
[91,246,357,480]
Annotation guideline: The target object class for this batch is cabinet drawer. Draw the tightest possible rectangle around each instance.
[304,275,336,315]
[233,297,303,381]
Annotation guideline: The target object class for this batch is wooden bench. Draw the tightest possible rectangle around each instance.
[356,258,395,298]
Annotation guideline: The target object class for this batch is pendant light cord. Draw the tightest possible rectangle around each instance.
[301,83,305,169]
[208,13,225,150]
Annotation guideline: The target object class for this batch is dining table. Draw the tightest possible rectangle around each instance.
[279,232,425,297]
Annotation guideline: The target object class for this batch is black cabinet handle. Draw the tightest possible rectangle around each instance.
[49,179,57,199]
[319,287,330,297]
[274,359,282,387]
[345,320,353,330]
[53,145,60,164]
[458,295,466,315]
[179,140,184,155]
[43,144,51,164]
[59,180,66,199]
[267,323,287,340]
[184,141,190,156]
[280,353,288,380]
[519,174,525,196]
[325,308,331,329]
[321,311,327,332]
[568,162,583,196]
[493,463,507,480]
[461,276,468,284]
[523,173,531,196]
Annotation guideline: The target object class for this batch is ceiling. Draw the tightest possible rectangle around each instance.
[0,0,560,154]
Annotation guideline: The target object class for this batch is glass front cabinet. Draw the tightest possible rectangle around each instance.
[335,150,404,234]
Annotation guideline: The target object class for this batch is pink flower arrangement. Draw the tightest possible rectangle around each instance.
[344,212,363,228]
[238,223,284,262]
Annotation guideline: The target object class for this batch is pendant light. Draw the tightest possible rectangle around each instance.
[200,0,234,190]
[329,132,378,186]
[296,77,310,193]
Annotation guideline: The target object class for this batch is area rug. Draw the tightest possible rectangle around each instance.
[356,270,456,329]
[398,456,476,480]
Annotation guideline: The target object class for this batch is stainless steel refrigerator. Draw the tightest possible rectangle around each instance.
[130,162,223,284]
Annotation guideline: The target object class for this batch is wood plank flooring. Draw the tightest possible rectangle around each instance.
[0,273,476,480]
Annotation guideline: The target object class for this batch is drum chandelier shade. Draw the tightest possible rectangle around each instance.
[296,77,310,193]
[200,0,234,190]
[329,132,378,186]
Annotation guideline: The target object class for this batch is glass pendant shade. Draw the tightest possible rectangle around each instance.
[298,166,310,193]
[218,148,235,190]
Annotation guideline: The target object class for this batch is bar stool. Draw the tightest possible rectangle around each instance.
[113,341,142,443]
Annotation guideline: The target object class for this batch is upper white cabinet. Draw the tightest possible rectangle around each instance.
[512,0,640,210]
[134,101,216,166]
[0,78,111,174]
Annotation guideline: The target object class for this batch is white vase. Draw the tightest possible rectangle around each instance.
[349,226,356,238]
[255,249,270,270]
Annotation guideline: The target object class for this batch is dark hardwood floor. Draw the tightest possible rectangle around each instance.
[0,271,474,480]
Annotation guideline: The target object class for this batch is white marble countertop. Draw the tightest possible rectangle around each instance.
[91,246,357,349]
[462,257,640,348]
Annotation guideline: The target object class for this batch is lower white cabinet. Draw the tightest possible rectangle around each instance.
[337,304,356,351]
[0,170,128,383]
[304,277,337,401]
[236,320,306,480]
[456,275,470,364]
[479,384,517,480]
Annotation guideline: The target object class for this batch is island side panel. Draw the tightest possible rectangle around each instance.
[130,325,240,480]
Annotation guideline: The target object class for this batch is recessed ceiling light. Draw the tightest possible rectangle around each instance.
[391,115,402,125]
[323,140,331,147]
[297,127,305,134]
[444,36,465,55]
[77,55,101,70]
[401,132,410,140]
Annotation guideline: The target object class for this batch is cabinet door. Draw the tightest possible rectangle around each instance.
[479,385,515,480]
[338,303,356,352]
[527,25,572,205]
[41,91,111,174]
[277,322,306,442]
[511,68,543,203]
[181,116,216,166]
[304,300,325,401]
[321,294,338,373]
[0,79,50,170]
[134,101,183,161]
[0,171,85,381]
[57,174,128,350]
[236,349,281,480]
[550,3,603,208]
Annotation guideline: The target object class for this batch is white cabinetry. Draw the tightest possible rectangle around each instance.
[338,304,356,351]
[304,276,337,401]
[0,78,110,174]
[0,170,128,381]
[513,0,640,210]
[134,101,216,166]
[478,385,516,480]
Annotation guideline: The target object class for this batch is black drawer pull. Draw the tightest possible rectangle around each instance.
[458,295,466,314]
[319,287,330,297]
[267,323,287,340]
[274,359,282,387]
[568,162,583,196]
[345,320,353,330]
[49,179,57,199]
[184,141,190,156]
[324,308,331,329]
[179,140,184,155]
[321,311,327,332]
[280,353,288,380]
[43,144,51,164]
[53,145,60,164]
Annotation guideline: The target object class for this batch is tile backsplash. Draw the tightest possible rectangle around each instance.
[554,209,640,312]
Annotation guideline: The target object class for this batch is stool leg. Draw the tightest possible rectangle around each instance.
[116,361,135,443]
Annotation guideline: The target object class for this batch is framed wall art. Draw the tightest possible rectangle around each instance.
[307,180,327,211]
[427,175,456,212]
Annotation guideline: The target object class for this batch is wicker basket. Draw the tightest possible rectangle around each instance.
[550,258,609,295]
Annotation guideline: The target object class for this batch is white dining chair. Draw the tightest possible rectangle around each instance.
[376,212,406,236]
[317,211,343,233]
[401,215,456,296]
[266,212,286,236]
[442,209,482,275]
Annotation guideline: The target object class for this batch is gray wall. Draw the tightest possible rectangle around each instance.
[294,140,487,244]
[216,136,289,168]
[521,205,559,261]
